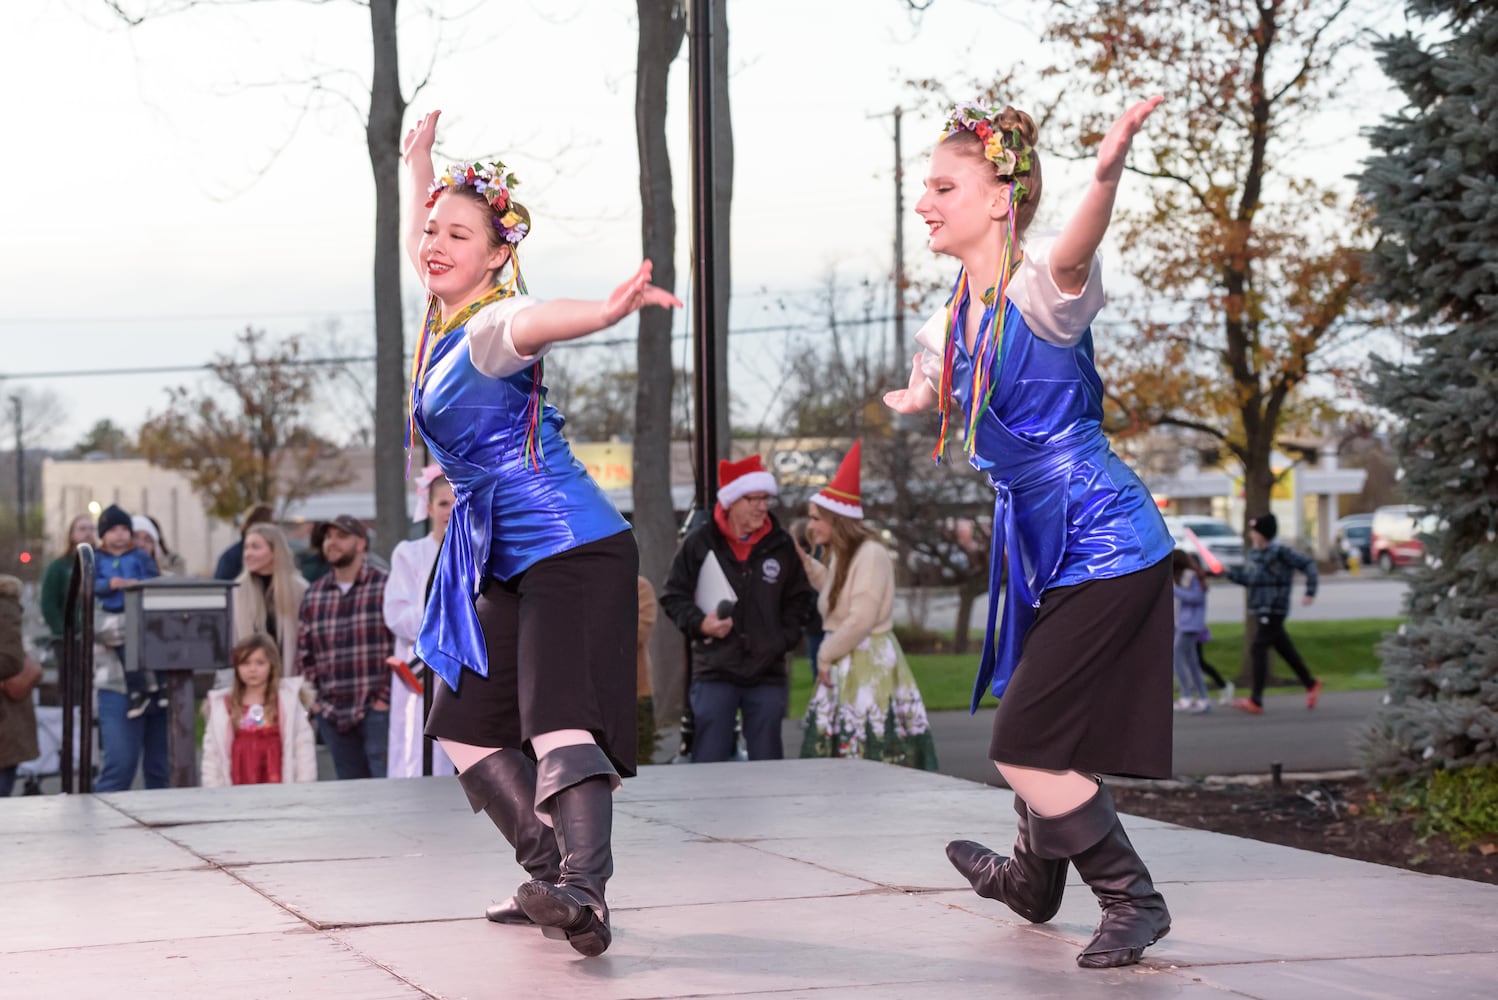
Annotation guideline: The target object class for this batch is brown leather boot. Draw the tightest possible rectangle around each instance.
[946,792,1068,922]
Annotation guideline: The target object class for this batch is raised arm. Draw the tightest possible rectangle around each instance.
[509,260,682,356]
[1049,97,1162,294]
[402,110,440,281]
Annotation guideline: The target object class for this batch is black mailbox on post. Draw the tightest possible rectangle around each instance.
[122,578,237,787]
[123,578,236,675]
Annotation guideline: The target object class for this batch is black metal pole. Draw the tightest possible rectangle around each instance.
[676,0,721,761]
[422,674,434,776]
[61,544,96,794]
[689,0,720,510]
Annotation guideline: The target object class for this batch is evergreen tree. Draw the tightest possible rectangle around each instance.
[1356,0,1498,777]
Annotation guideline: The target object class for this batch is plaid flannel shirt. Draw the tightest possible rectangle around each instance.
[297,562,393,733]
[1226,542,1318,617]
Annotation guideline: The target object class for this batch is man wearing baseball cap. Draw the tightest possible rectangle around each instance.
[297,514,395,777]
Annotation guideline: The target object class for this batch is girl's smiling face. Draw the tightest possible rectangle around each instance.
[420,192,511,309]
[914,141,1009,259]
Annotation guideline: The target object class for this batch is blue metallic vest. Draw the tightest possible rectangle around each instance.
[950,291,1172,711]
[412,319,629,689]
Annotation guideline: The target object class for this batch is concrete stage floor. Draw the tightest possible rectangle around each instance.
[5,759,1496,999]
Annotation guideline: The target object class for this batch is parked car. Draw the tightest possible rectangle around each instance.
[1334,513,1374,569]
[1370,504,1437,572]
[1161,515,1245,575]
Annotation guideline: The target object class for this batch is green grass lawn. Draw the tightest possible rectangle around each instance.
[787,617,1402,717]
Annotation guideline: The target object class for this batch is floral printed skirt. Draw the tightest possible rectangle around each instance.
[799,630,938,770]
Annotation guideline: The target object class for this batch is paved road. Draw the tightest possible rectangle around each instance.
[778,688,1383,784]
[897,575,1407,631]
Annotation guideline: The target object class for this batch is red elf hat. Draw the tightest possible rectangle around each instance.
[810,440,863,520]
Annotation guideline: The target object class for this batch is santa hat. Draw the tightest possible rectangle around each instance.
[717,454,778,508]
[810,440,864,520]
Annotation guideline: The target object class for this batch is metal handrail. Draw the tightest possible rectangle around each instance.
[60,543,96,794]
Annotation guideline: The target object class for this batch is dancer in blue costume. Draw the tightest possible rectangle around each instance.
[885,97,1175,968]
[402,110,681,957]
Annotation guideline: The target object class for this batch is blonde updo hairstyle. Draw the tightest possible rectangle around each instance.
[940,105,1042,237]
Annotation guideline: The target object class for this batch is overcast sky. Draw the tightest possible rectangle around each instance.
[1,0,1394,450]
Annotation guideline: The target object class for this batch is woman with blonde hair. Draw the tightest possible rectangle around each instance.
[400,109,679,956]
[884,96,1174,968]
[797,442,937,769]
[232,524,308,677]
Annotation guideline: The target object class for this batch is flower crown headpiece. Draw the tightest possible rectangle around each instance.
[940,100,1034,205]
[427,160,530,245]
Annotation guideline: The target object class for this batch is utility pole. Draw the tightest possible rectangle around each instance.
[10,395,23,546]
[892,106,906,375]
[869,106,909,375]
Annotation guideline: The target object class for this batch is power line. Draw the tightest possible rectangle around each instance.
[0,284,834,328]
[2,314,900,380]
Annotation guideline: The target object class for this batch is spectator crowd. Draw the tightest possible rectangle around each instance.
[1,445,1339,797]
[4,443,949,793]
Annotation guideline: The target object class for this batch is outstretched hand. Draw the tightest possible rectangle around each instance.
[403,110,441,164]
[1094,96,1162,185]
[883,352,938,414]
[602,260,684,326]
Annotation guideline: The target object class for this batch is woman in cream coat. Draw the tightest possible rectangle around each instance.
[797,442,937,769]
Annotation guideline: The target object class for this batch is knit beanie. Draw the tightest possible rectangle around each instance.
[98,504,133,539]
[131,515,160,547]
[1249,512,1278,540]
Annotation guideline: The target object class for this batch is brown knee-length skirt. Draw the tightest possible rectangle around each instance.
[424,530,640,777]
[989,556,1174,779]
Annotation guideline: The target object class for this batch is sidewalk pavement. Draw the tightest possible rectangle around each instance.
[746,689,1382,785]
[921,689,1385,786]
[6,758,1496,998]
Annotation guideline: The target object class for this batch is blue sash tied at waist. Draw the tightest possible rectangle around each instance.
[415,475,495,691]
[969,423,1110,713]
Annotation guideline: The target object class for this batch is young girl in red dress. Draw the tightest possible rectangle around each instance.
[202,635,317,786]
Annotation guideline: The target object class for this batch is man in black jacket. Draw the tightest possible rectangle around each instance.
[661,456,817,762]
[1225,513,1322,714]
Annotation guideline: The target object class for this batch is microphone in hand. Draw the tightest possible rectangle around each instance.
[716,599,737,620]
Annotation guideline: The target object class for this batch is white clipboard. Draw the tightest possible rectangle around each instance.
[694,551,738,613]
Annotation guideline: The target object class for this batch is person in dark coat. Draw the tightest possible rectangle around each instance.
[1226,512,1322,714]
[660,455,817,763]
